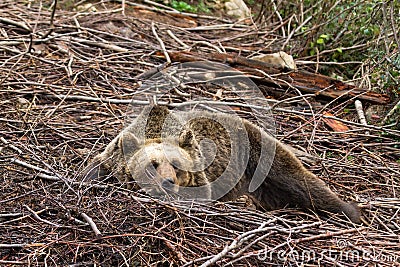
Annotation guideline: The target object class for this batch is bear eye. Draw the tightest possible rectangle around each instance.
[146,161,158,170]
[151,161,159,169]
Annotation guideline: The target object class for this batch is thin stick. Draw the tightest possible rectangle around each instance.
[167,30,190,49]
[0,17,31,32]
[121,0,126,15]
[200,222,268,266]
[0,260,27,265]
[81,212,102,237]
[24,205,61,228]
[293,227,367,244]
[11,158,54,175]
[0,137,22,154]
[151,22,171,64]
[381,99,400,126]
[42,0,58,38]
[355,100,369,135]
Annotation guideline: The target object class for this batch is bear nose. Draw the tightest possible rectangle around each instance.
[161,178,175,188]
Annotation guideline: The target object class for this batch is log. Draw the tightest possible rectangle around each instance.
[157,51,390,105]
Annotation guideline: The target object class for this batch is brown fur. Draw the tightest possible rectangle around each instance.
[82,105,361,223]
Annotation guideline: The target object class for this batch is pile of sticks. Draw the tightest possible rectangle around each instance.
[0,1,399,266]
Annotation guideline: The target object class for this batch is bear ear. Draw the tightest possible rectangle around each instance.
[179,129,196,149]
[118,131,140,157]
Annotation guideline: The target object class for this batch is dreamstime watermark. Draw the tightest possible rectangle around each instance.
[257,239,399,263]
[123,61,276,201]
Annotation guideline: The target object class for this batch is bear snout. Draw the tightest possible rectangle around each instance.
[156,162,177,183]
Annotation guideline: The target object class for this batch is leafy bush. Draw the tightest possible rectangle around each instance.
[162,0,211,13]
[257,0,400,95]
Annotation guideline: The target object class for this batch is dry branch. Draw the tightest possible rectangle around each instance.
[0,17,31,32]
[200,222,269,266]
[81,212,102,238]
[162,51,390,104]
[23,205,61,228]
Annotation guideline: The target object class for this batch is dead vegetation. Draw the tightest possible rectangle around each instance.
[1,1,399,266]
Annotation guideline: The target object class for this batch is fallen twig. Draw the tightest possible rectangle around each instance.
[81,212,102,238]
[24,205,61,228]
[355,99,369,135]
[0,17,31,32]
[200,222,268,266]
[151,22,171,64]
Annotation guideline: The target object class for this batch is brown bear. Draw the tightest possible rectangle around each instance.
[82,105,361,223]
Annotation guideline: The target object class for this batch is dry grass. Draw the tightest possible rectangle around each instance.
[0,1,399,266]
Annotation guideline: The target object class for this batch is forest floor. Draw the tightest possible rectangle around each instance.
[1,1,399,266]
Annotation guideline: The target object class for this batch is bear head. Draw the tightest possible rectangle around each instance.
[119,129,212,200]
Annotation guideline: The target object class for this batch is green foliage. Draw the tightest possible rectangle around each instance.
[196,1,211,13]
[368,50,400,96]
[326,151,334,158]
[170,1,196,12]
[309,34,330,56]
[168,0,211,13]
[260,0,400,94]
[302,1,383,59]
